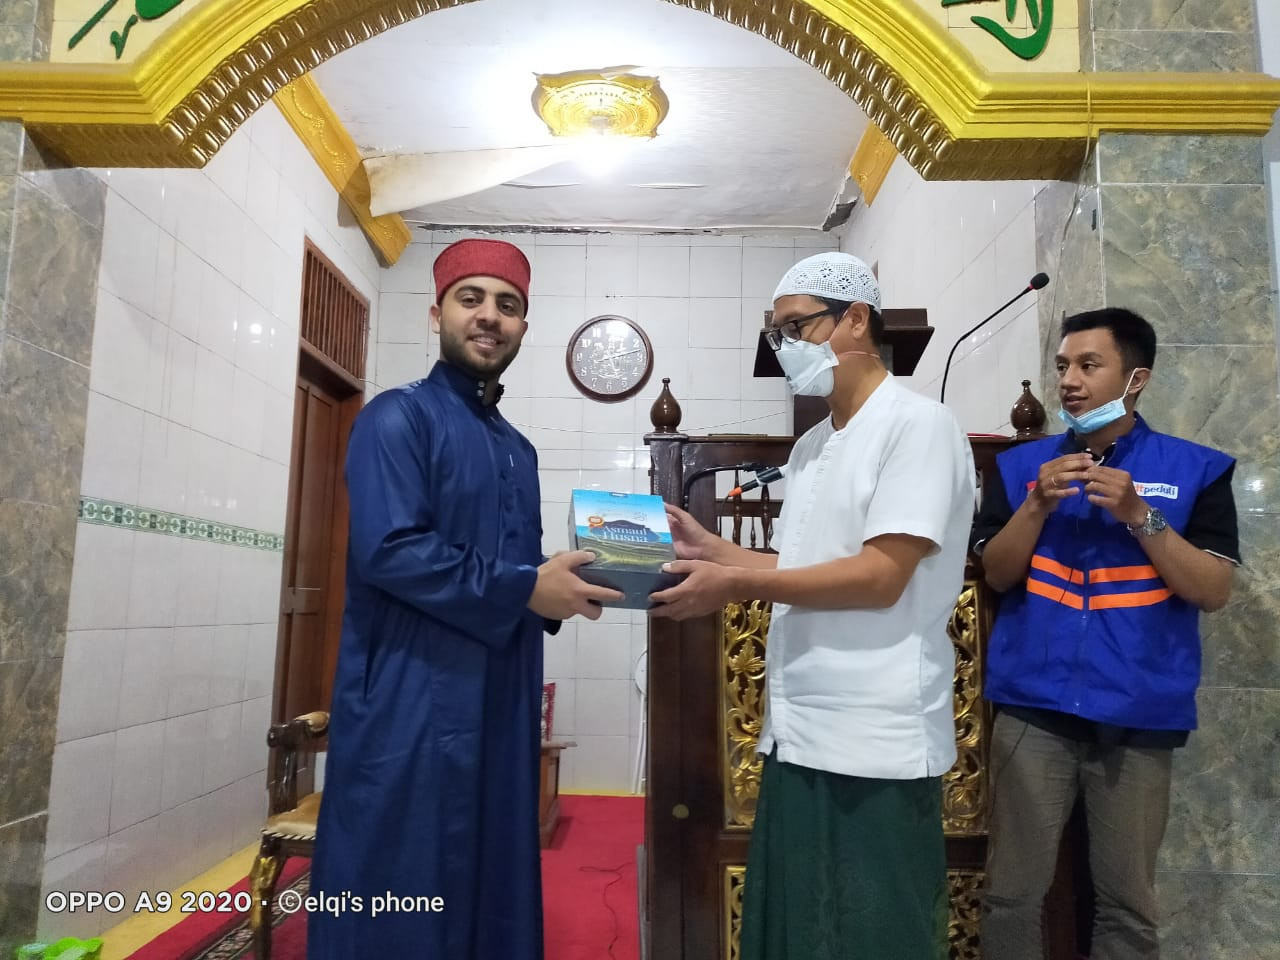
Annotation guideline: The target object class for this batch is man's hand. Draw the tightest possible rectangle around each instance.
[1083,465,1149,527]
[664,503,718,561]
[648,560,738,621]
[1028,453,1094,513]
[529,551,622,621]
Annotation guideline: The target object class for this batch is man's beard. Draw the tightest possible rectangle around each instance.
[438,327,520,380]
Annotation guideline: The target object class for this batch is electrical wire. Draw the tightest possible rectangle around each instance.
[578,860,633,958]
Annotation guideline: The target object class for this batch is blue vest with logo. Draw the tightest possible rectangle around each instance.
[983,415,1234,730]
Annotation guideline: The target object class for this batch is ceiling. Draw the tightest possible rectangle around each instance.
[310,0,871,231]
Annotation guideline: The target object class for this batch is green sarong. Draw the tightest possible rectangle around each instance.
[740,750,949,960]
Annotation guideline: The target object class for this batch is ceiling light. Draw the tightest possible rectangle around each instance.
[531,70,669,141]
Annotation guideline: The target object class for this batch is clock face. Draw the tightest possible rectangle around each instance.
[566,315,654,402]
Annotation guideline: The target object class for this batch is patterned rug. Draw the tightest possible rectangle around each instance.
[192,870,309,960]
[122,861,310,960]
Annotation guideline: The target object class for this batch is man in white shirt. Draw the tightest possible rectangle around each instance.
[652,252,974,959]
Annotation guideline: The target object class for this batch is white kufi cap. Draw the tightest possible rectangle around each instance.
[772,252,881,313]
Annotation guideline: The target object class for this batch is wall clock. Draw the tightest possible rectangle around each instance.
[565,315,654,402]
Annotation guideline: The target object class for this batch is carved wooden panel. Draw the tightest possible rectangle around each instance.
[724,865,746,960]
[722,600,770,830]
[948,869,985,960]
[944,581,990,836]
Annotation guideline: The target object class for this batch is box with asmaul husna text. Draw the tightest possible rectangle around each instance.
[569,490,682,609]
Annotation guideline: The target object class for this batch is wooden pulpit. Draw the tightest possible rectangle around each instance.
[640,382,1083,960]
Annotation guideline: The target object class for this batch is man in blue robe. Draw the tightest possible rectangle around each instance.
[308,238,619,959]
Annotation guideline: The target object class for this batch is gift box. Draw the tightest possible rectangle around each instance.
[568,490,682,609]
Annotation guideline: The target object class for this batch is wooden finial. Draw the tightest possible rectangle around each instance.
[649,378,682,434]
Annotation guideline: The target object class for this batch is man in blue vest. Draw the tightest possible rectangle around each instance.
[972,307,1239,960]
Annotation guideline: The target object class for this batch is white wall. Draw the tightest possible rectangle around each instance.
[374,228,837,793]
[41,103,382,938]
[835,158,1046,431]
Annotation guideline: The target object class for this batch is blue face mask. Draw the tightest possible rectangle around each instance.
[1058,368,1145,435]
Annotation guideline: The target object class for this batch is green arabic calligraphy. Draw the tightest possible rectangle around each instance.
[68,0,187,59]
[941,0,1053,61]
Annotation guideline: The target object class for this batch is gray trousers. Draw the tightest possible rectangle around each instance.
[981,712,1173,960]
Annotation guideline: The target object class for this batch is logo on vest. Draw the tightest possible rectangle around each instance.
[1133,481,1179,500]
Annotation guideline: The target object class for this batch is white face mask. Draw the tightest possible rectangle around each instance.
[776,338,839,397]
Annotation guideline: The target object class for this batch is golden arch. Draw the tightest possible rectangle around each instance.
[1,0,1277,257]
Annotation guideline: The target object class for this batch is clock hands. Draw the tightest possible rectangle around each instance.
[594,347,645,362]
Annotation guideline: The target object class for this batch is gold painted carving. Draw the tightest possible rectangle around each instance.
[728,863,987,960]
[533,71,669,139]
[0,0,1276,191]
[668,0,1280,179]
[725,864,746,960]
[274,75,410,265]
[947,868,984,960]
[723,599,769,830]
[944,581,988,836]
[849,122,898,206]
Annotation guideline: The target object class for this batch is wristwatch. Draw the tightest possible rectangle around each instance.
[1127,507,1169,538]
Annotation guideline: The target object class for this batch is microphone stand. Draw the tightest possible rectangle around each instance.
[681,462,764,510]
[939,274,1049,405]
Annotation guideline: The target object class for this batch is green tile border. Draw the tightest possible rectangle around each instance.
[78,497,285,551]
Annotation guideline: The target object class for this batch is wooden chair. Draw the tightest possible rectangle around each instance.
[248,710,328,959]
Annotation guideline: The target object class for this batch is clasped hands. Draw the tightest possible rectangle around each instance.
[1033,452,1149,527]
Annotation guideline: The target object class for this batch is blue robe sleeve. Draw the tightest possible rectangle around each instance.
[344,392,539,647]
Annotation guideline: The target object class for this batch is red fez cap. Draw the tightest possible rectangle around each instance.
[433,239,531,310]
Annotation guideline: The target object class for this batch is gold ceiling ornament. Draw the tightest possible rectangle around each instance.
[273,75,411,266]
[532,71,669,139]
[848,122,898,206]
[0,0,1276,187]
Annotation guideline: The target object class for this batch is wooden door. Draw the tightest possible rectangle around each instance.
[273,350,361,730]
[270,240,371,796]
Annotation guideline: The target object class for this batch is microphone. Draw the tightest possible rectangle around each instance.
[727,465,787,498]
[939,272,1049,405]
[681,462,766,509]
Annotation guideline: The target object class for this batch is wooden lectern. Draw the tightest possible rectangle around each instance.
[640,380,1085,960]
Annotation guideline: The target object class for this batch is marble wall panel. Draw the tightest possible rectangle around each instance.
[1100,184,1274,346]
[1200,512,1280,691]
[1093,30,1258,73]
[0,658,59,826]
[1157,872,1280,960]
[4,176,104,364]
[0,813,46,960]
[0,335,89,507]
[1161,688,1280,876]
[0,499,75,663]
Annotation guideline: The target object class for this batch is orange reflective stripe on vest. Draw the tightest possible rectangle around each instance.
[1090,564,1159,583]
[1029,554,1084,585]
[1026,576,1083,609]
[1089,587,1173,610]
[1027,554,1169,610]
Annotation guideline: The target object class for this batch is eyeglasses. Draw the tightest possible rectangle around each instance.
[763,306,842,351]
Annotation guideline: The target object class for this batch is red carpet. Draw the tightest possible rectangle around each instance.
[122,795,644,960]
[542,795,644,960]
[122,858,310,960]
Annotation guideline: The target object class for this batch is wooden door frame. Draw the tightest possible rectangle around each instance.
[271,341,363,726]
